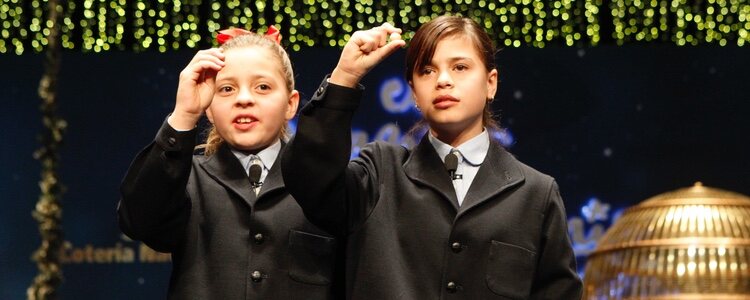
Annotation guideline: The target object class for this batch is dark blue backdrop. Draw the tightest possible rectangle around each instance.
[2,45,749,299]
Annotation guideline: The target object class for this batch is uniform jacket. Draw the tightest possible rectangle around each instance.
[118,120,342,300]
[281,79,583,300]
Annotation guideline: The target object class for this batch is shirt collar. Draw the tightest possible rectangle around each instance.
[231,139,282,171]
[428,129,489,166]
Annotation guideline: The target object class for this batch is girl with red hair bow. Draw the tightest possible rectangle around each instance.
[118,26,342,300]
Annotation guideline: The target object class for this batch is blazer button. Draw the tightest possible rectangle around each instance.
[254,233,265,244]
[446,281,460,293]
[167,137,177,146]
[451,242,462,253]
[251,270,263,282]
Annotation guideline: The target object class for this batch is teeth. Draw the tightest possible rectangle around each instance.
[236,117,254,124]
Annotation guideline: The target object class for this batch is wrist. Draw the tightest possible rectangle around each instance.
[330,68,361,88]
[168,111,200,131]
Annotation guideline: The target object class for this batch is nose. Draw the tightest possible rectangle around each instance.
[236,88,254,106]
[437,70,453,88]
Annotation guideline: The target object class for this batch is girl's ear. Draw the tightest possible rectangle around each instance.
[205,109,215,124]
[486,68,498,99]
[285,90,300,120]
[408,81,417,101]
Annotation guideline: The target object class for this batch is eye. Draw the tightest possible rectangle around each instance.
[217,85,235,95]
[454,64,469,72]
[255,83,272,93]
[419,67,435,76]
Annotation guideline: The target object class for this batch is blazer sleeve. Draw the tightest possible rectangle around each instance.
[117,119,195,252]
[530,180,583,299]
[281,77,379,237]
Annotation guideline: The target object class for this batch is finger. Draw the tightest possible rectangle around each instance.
[202,69,217,85]
[379,23,403,39]
[380,22,401,34]
[188,48,225,66]
[354,31,379,53]
[389,32,403,43]
[191,61,223,76]
[373,39,406,60]
[362,25,389,48]
[367,28,389,51]
[191,52,225,68]
[194,61,223,77]
[375,23,401,47]
[198,47,225,58]
[372,26,388,47]
[182,61,224,82]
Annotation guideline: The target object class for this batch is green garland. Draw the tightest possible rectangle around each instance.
[1,0,748,54]
[27,0,65,299]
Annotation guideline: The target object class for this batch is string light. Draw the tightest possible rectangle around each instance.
[1,0,748,54]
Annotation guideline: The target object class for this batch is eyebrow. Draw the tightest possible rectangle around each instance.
[426,56,475,66]
[446,56,474,62]
[215,73,277,83]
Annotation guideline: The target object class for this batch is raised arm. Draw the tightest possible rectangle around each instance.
[281,24,404,236]
[117,48,224,251]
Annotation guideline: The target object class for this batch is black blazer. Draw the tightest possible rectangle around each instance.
[118,120,341,300]
[282,79,583,300]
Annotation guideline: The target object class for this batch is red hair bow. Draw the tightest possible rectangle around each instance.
[265,25,281,44]
[216,25,282,45]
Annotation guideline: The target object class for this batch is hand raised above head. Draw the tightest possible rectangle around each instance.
[330,23,405,88]
[171,48,225,130]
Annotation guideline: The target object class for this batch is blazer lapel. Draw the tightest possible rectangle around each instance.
[404,135,460,211]
[457,142,524,218]
[199,144,256,208]
[255,143,286,198]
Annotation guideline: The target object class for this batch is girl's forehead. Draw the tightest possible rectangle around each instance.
[433,36,481,58]
[220,47,285,78]
[223,46,274,59]
[436,35,474,49]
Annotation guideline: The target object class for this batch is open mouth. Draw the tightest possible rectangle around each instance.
[233,115,258,130]
[234,116,257,124]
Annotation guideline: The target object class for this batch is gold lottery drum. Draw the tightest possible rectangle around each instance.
[583,182,750,299]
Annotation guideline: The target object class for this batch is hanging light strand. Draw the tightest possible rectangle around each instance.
[1,0,747,54]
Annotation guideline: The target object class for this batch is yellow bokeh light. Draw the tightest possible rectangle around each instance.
[1,0,747,54]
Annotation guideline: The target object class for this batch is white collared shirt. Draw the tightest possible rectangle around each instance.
[167,118,280,184]
[428,130,490,206]
[231,140,281,185]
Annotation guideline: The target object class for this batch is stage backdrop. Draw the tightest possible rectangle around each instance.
[2,45,749,299]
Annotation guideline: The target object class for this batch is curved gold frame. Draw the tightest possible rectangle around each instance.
[583,183,750,299]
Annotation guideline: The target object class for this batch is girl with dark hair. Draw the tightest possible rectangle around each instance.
[283,16,582,299]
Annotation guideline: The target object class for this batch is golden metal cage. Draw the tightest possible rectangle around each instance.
[583,182,750,299]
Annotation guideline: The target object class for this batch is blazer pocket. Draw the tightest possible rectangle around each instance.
[486,240,536,299]
[288,229,336,285]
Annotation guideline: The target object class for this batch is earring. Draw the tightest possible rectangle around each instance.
[487,97,495,103]
[414,104,421,111]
